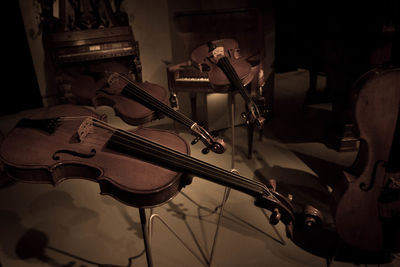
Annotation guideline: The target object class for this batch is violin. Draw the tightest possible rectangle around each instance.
[0,104,295,236]
[70,62,225,154]
[335,67,400,252]
[191,39,266,127]
[71,72,170,125]
[0,104,192,207]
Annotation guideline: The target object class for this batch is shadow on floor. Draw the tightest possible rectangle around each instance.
[14,228,144,267]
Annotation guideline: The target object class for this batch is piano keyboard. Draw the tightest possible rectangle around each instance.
[175,77,209,82]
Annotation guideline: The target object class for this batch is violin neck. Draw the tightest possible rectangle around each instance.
[120,82,194,128]
[217,57,253,104]
[107,130,266,198]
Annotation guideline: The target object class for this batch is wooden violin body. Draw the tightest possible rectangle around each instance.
[0,104,191,208]
[335,67,400,252]
[70,62,169,126]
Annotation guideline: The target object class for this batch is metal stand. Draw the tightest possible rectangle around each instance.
[139,208,153,267]
[137,92,237,267]
[139,92,281,266]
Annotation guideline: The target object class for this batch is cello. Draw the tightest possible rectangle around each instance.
[335,67,400,252]
[0,104,295,235]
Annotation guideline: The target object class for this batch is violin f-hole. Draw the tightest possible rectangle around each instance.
[52,148,96,160]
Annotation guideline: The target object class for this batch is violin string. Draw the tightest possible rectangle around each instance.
[88,117,276,199]
[108,131,273,199]
[59,116,91,121]
[216,56,263,119]
[111,73,226,150]
[88,102,268,192]
[109,73,178,121]
[218,58,253,104]
[124,83,193,126]
[54,112,274,198]
[114,73,194,127]
[52,116,279,205]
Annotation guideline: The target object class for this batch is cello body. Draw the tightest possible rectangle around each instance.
[335,67,400,252]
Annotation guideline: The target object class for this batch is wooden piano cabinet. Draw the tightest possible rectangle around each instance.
[39,0,143,105]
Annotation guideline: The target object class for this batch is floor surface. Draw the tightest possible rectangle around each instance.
[0,70,399,267]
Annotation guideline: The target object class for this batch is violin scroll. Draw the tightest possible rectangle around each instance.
[190,123,226,154]
[254,190,295,239]
[241,105,266,128]
[303,205,324,228]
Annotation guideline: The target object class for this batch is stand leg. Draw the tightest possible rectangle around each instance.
[190,92,197,122]
[209,187,231,263]
[229,92,235,170]
[142,92,276,266]
[247,122,254,159]
[139,208,153,267]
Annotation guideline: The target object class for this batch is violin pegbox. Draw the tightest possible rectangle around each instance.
[77,117,94,142]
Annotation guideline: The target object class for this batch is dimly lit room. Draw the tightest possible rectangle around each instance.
[0,1,399,266]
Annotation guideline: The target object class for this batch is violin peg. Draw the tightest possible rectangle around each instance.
[267,179,277,191]
[303,205,323,228]
[207,41,216,52]
[169,92,179,110]
[201,148,210,154]
[191,137,200,145]
[269,208,281,225]
[287,194,293,202]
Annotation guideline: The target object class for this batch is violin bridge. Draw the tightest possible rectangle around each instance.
[77,117,94,142]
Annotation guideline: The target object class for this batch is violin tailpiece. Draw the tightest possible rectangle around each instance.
[15,118,61,134]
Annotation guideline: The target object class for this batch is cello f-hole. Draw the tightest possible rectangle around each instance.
[360,160,386,191]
